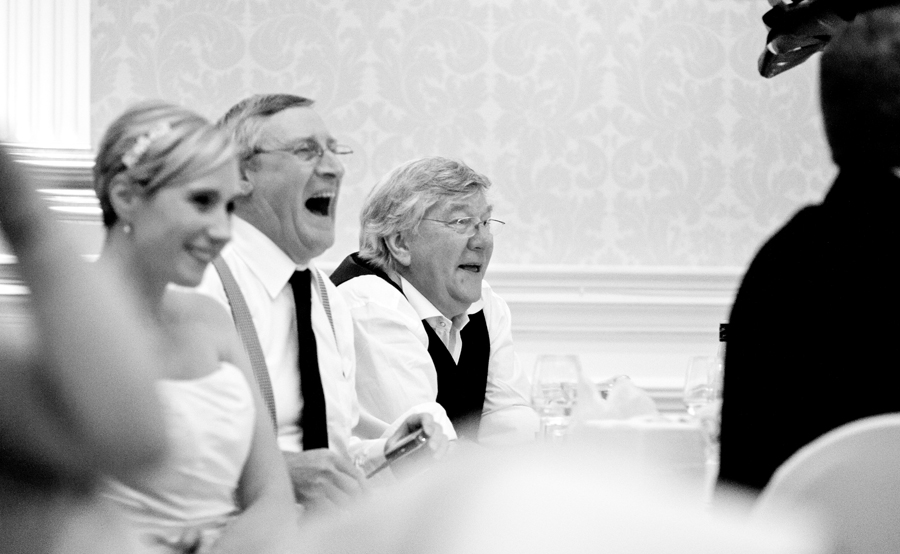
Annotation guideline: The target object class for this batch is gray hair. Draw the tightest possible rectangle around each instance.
[217,93,315,174]
[94,100,235,228]
[359,156,492,273]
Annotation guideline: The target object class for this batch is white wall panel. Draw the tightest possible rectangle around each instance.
[0,0,90,148]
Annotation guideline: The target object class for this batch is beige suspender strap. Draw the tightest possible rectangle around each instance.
[313,268,336,342]
[212,256,278,431]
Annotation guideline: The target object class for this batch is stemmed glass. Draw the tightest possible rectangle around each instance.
[683,355,724,465]
[531,354,582,441]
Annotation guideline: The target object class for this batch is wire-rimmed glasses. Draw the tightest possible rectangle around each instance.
[246,139,352,163]
[421,216,506,237]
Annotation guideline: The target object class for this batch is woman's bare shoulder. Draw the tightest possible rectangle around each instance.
[164,288,249,366]
[163,289,234,331]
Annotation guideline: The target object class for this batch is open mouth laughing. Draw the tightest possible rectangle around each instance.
[306,191,335,217]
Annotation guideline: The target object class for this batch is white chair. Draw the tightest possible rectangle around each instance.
[755,413,900,554]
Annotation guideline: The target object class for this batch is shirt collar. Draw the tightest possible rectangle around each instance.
[399,276,478,330]
[230,216,309,299]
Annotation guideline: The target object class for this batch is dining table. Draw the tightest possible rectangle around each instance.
[567,412,720,504]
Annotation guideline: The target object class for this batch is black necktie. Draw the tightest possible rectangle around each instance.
[288,269,329,450]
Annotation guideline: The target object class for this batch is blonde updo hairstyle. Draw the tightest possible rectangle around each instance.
[93,101,236,228]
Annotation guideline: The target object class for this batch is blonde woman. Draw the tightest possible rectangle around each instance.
[93,102,298,553]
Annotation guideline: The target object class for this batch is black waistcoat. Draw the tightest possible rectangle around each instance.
[331,253,491,441]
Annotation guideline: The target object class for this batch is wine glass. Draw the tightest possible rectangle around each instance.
[683,355,724,466]
[531,354,582,441]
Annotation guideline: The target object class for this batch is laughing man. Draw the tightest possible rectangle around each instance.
[331,156,539,446]
[194,95,448,514]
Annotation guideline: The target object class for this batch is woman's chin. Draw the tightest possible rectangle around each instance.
[171,269,206,289]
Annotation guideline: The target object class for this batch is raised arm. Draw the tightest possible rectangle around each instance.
[0,146,166,482]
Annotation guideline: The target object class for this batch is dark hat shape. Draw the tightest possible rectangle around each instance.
[758,0,900,78]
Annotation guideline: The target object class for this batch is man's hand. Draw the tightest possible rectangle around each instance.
[383,412,450,477]
[282,448,367,513]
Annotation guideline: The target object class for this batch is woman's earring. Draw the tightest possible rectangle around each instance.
[238,177,254,196]
[123,223,132,235]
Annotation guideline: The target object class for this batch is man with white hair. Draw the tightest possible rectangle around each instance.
[331,156,538,445]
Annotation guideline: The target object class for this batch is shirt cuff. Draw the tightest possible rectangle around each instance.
[385,402,459,441]
[353,437,389,476]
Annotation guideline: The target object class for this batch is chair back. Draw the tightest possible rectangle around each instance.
[755,413,900,554]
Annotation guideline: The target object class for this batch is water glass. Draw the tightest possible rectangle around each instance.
[531,354,581,441]
[683,355,724,464]
[682,356,721,416]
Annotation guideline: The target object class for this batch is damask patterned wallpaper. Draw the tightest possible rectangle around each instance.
[91,0,835,268]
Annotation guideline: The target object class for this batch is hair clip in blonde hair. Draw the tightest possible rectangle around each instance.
[121,121,172,168]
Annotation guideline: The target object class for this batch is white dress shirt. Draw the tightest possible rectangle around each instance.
[337,272,539,446]
[194,217,386,467]
[404,282,468,362]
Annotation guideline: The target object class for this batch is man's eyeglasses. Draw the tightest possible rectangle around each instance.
[421,217,506,237]
[246,139,353,163]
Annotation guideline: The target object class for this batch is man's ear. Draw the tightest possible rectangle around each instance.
[238,160,258,196]
[384,233,412,268]
[108,174,140,225]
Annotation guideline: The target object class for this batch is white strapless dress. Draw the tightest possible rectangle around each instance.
[103,362,255,553]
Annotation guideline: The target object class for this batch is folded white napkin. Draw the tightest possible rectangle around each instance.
[571,373,659,423]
